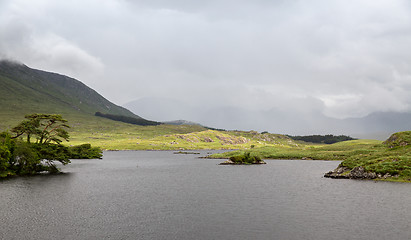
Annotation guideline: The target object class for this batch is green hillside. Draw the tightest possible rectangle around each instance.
[0,60,145,130]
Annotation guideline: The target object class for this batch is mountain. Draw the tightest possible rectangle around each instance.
[123,97,196,122]
[123,97,411,140]
[0,60,158,131]
[0,60,138,117]
[162,120,202,126]
[341,112,411,139]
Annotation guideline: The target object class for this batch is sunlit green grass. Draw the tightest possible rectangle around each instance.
[210,137,411,182]
[68,124,300,150]
[210,139,382,160]
[1,109,300,151]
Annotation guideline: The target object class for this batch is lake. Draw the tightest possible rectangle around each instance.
[1,151,411,240]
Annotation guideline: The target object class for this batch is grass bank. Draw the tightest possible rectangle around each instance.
[67,125,300,150]
[209,139,382,160]
[210,134,411,182]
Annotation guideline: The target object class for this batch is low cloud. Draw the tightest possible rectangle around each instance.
[0,2,104,81]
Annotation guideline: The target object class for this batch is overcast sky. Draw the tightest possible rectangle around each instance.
[1,0,411,132]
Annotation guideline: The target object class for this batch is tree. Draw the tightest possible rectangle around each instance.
[11,114,70,144]
[13,141,41,175]
[0,132,16,173]
[7,114,71,173]
[1,114,103,178]
[0,143,11,173]
[10,117,41,143]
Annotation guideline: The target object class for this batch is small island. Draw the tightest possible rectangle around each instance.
[219,152,266,165]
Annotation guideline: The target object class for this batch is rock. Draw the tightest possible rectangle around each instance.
[324,166,350,178]
[218,159,267,165]
[219,159,235,165]
[349,166,366,179]
[324,171,349,179]
[349,166,377,179]
[324,166,377,179]
[336,166,350,174]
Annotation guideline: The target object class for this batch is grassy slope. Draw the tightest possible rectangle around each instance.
[0,60,140,130]
[68,125,300,150]
[210,139,381,160]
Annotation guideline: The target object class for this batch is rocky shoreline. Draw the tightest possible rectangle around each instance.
[219,159,267,165]
[324,166,397,180]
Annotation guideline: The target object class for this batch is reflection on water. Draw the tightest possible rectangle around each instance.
[1,151,411,240]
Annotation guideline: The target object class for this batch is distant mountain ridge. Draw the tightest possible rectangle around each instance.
[0,60,139,118]
[124,97,411,140]
[162,120,202,126]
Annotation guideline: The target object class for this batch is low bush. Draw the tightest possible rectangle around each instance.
[69,144,102,159]
[229,152,263,164]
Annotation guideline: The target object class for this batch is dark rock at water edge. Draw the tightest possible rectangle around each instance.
[324,166,350,179]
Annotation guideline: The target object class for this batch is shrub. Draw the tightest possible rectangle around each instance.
[0,144,10,172]
[13,142,41,175]
[69,144,102,159]
[289,134,356,144]
[229,152,263,164]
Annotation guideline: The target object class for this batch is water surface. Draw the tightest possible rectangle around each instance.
[1,151,411,240]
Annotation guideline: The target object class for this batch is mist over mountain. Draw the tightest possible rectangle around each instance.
[123,97,195,122]
[124,97,411,140]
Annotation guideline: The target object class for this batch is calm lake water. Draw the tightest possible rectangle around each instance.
[1,150,411,240]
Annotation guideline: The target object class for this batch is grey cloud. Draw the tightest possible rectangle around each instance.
[2,0,411,135]
[0,2,104,83]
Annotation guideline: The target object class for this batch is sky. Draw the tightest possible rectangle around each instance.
[1,0,411,134]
